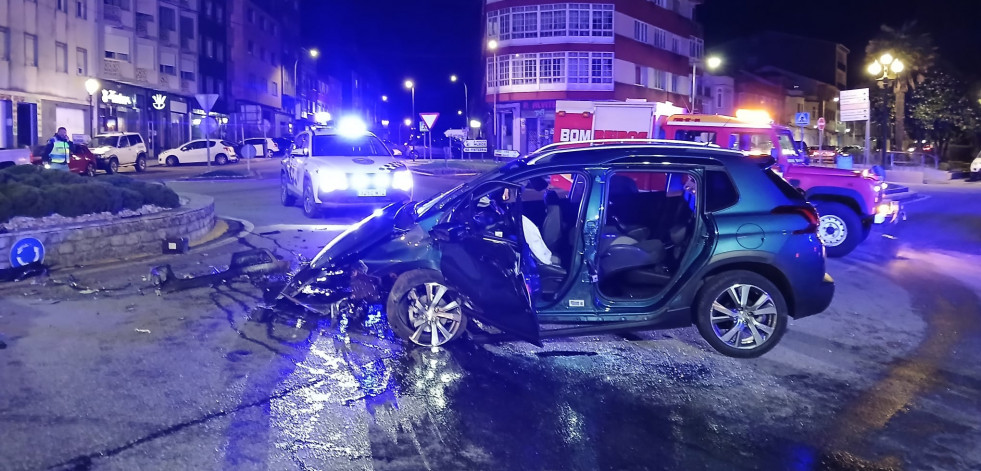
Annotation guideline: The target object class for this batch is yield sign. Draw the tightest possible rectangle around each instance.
[419,112,440,132]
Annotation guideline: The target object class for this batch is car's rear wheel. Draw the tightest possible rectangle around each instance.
[387,269,468,347]
[215,153,228,165]
[165,155,179,167]
[302,179,320,218]
[106,157,119,175]
[281,173,296,206]
[814,201,861,257]
[85,163,97,177]
[135,154,147,172]
[694,270,788,358]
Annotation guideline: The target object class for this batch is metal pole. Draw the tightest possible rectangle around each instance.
[493,52,498,150]
[205,128,211,167]
[690,62,697,113]
[864,116,871,166]
[464,82,469,130]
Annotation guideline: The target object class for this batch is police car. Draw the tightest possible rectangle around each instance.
[280,118,413,218]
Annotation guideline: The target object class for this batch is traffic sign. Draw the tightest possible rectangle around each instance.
[9,237,44,268]
[839,88,870,104]
[419,112,439,132]
[817,117,826,131]
[195,93,219,112]
[795,112,811,127]
[464,139,487,153]
[419,121,429,132]
[839,88,871,122]
[239,144,257,159]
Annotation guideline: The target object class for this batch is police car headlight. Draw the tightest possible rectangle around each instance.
[373,172,390,189]
[392,170,413,191]
[319,170,348,192]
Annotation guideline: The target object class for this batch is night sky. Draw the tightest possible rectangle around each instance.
[302,0,981,132]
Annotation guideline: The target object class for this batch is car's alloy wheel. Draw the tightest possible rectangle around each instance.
[281,174,296,206]
[215,154,228,165]
[694,270,787,358]
[165,156,179,167]
[135,155,147,172]
[107,157,119,174]
[302,180,320,218]
[85,163,96,177]
[388,270,468,347]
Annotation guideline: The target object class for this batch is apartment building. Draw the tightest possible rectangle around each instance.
[1,0,97,148]
[484,0,704,152]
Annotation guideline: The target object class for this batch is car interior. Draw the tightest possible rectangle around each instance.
[597,171,698,299]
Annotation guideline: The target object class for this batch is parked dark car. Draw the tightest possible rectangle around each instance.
[30,144,99,176]
[278,141,835,358]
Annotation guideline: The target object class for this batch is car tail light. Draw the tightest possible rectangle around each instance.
[772,204,819,234]
[224,147,233,152]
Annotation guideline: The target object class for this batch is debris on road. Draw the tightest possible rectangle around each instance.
[150,249,289,293]
[135,329,151,334]
[0,262,48,283]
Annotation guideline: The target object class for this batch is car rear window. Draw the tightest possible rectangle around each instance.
[705,170,739,212]
[128,134,142,146]
[312,135,390,157]
[763,168,805,201]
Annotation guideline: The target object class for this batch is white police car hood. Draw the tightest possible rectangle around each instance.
[304,154,408,174]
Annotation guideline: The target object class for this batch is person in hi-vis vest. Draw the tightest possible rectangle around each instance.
[41,127,75,171]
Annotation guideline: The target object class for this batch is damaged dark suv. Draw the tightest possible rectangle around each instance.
[279,140,835,358]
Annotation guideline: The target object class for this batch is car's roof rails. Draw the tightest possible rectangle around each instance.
[531,138,717,155]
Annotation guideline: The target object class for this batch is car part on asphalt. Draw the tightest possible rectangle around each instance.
[150,249,288,293]
[0,262,48,283]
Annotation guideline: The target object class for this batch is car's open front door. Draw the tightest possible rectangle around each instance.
[432,182,540,345]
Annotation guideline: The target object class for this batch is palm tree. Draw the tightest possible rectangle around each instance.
[866,21,937,152]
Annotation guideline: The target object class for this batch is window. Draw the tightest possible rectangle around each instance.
[512,54,538,85]
[568,4,591,36]
[0,28,9,61]
[180,16,194,49]
[216,41,224,62]
[590,53,612,84]
[159,7,176,34]
[104,33,130,61]
[159,51,176,75]
[716,88,723,108]
[57,0,69,12]
[24,34,37,67]
[247,41,254,55]
[204,37,214,58]
[204,0,212,18]
[248,8,256,24]
[653,69,666,90]
[510,6,537,39]
[651,28,666,49]
[76,0,87,18]
[215,4,223,22]
[216,81,224,96]
[105,0,130,11]
[75,47,87,74]
[181,57,195,80]
[634,21,648,43]
[705,170,739,212]
[128,134,142,146]
[539,53,564,84]
[56,42,68,73]
[540,4,566,37]
[270,81,278,96]
[728,132,774,156]
[568,52,589,83]
[690,37,704,60]
[590,5,613,37]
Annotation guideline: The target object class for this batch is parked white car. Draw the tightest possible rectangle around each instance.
[971,150,981,181]
[158,140,239,166]
[0,147,32,169]
[243,137,279,158]
[89,133,149,173]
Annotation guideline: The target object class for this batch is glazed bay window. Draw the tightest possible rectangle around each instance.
[567,52,590,84]
[512,54,538,85]
[488,3,614,41]
[488,51,612,89]
[590,53,613,84]
[539,53,565,84]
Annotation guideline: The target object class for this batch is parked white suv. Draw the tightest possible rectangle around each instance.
[243,137,280,158]
[89,133,149,174]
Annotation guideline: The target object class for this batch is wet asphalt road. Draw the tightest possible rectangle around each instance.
[1,179,981,470]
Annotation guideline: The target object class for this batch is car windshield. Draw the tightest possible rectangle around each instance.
[311,135,390,157]
[414,159,523,218]
[90,136,118,147]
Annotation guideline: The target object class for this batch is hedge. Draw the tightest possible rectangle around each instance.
[0,166,180,223]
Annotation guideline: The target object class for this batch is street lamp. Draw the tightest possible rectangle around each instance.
[404,79,415,128]
[84,78,100,137]
[867,52,906,165]
[381,95,388,102]
[451,74,469,131]
[487,39,499,148]
[690,56,722,113]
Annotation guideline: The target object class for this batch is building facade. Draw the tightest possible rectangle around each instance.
[484,0,704,153]
[227,0,297,140]
[1,0,97,149]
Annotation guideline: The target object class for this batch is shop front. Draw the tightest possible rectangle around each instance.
[96,81,192,157]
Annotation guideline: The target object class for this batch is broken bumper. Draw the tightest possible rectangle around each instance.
[872,200,902,224]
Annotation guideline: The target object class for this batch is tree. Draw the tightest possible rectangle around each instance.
[866,22,937,151]
[906,67,976,159]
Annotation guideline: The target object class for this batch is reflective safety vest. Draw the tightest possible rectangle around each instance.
[50,139,70,164]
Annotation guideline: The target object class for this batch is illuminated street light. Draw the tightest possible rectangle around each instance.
[450,74,458,82]
[867,62,883,76]
[381,95,388,102]
[890,60,905,74]
[457,110,463,115]
[488,39,499,147]
[404,80,415,128]
[706,56,722,70]
[84,78,100,136]
[404,118,412,127]
[867,52,909,166]
[469,119,481,128]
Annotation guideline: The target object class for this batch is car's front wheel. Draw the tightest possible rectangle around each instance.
[281,174,296,206]
[387,269,469,347]
[694,270,788,358]
[106,157,119,175]
[302,179,321,218]
[85,163,97,177]
[135,154,147,172]
[165,155,179,167]
[814,201,861,257]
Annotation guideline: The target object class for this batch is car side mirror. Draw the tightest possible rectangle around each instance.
[431,222,469,242]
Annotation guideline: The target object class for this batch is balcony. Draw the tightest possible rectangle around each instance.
[136,13,154,38]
